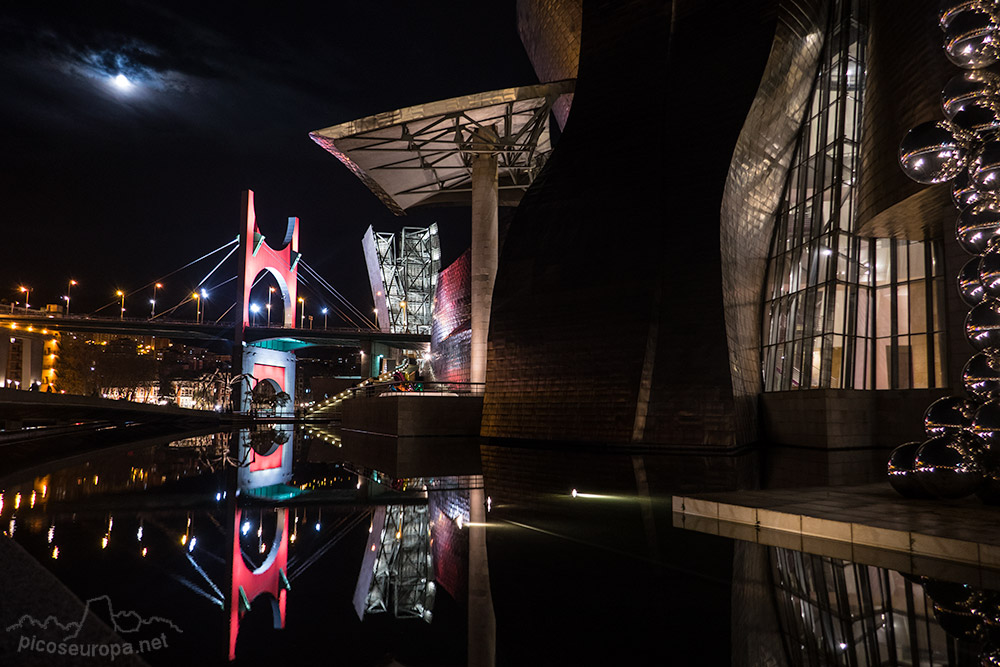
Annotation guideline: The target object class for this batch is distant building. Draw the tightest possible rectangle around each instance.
[362,225,441,335]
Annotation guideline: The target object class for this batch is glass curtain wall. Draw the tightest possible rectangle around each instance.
[769,548,974,666]
[761,0,946,391]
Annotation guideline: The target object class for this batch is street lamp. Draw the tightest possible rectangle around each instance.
[298,297,305,328]
[116,290,124,320]
[19,286,29,314]
[66,280,77,316]
[191,292,201,324]
[250,303,261,326]
[151,283,162,318]
[400,300,407,333]
[322,307,328,329]
[200,289,208,323]
[267,287,275,327]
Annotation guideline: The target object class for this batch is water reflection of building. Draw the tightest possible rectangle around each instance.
[737,543,985,666]
[358,505,435,622]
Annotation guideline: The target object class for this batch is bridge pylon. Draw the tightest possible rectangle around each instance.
[233,190,301,412]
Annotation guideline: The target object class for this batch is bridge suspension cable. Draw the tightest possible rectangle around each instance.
[151,244,241,321]
[287,511,367,581]
[299,260,378,329]
[91,237,239,316]
[253,243,377,329]
[197,243,238,289]
[296,272,366,329]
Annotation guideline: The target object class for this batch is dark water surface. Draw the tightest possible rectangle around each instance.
[0,425,989,666]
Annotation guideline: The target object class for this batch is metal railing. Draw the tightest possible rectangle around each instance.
[348,381,485,399]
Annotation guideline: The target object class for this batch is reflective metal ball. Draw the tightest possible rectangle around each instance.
[925,396,978,437]
[971,141,1000,195]
[984,241,1000,298]
[953,169,985,209]
[967,298,1000,350]
[959,255,986,306]
[940,1,996,30]
[957,202,1000,254]
[888,441,934,498]
[965,351,1000,398]
[943,7,1000,69]
[951,101,1000,139]
[913,436,984,499]
[972,400,1000,447]
[923,578,979,610]
[933,607,985,640]
[965,299,1000,350]
[943,69,1000,120]
[899,120,967,184]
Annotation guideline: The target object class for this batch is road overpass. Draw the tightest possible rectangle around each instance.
[0,313,429,348]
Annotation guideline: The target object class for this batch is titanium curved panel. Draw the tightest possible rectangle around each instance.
[856,0,955,238]
[720,0,828,445]
[516,0,582,129]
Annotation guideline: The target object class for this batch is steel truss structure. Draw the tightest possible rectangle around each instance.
[310,81,575,214]
[364,504,435,622]
[363,224,441,335]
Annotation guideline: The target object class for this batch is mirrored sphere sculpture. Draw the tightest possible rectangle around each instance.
[888,442,934,497]
[924,578,980,610]
[925,396,978,437]
[965,351,1000,398]
[944,8,1000,69]
[952,101,1000,138]
[899,120,967,184]
[959,255,986,306]
[983,241,1000,297]
[934,607,985,640]
[943,69,1000,119]
[913,436,984,499]
[940,1,996,31]
[954,169,985,209]
[957,202,1000,254]
[967,298,1000,350]
[971,141,1000,195]
[972,400,1000,447]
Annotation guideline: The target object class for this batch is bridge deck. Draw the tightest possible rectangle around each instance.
[0,313,428,347]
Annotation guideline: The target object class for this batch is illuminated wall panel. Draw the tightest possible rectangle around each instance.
[430,250,471,383]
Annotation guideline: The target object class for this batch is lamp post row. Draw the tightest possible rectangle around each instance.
[13,282,326,327]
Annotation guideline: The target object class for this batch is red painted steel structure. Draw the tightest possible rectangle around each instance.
[228,507,290,660]
[236,190,300,333]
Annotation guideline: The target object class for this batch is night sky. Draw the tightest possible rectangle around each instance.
[0,1,536,323]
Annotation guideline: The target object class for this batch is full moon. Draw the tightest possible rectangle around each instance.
[111,73,133,91]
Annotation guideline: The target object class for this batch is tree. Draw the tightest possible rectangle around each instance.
[94,338,157,400]
[54,336,99,396]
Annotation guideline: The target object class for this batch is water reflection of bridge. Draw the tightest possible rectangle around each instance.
[0,426,469,662]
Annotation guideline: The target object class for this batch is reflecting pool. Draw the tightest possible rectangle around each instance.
[0,424,993,665]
